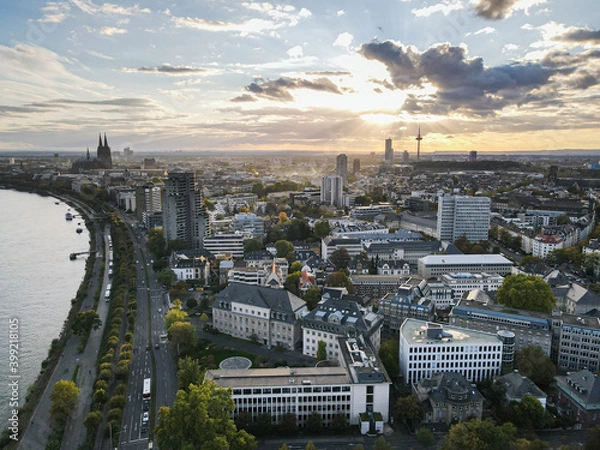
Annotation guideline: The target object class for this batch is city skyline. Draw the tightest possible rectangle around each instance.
[1,0,598,153]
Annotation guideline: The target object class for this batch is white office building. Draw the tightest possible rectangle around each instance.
[441,272,505,301]
[203,232,247,258]
[437,195,491,243]
[399,319,503,384]
[418,254,513,279]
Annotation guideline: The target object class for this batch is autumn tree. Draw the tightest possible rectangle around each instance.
[50,379,80,426]
[155,380,257,450]
[497,274,556,313]
[177,356,204,390]
[325,271,355,294]
[72,310,102,337]
[275,240,295,258]
[284,272,301,296]
[164,299,189,330]
[168,321,197,355]
[303,286,321,311]
[313,221,331,239]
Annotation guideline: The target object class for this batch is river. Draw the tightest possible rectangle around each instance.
[0,189,89,423]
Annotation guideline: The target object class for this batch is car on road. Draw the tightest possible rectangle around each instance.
[158,307,162,313]
[143,401,149,411]
[141,423,148,433]
[142,412,149,422]
[154,342,160,349]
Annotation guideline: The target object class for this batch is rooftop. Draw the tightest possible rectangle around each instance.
[401,318,500,346]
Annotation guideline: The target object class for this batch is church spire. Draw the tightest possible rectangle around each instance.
[103,133,108,148]
[98,133,102,148]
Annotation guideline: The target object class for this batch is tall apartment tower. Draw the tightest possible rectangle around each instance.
[136,184,162,222]
[336,154,348,186]
[437,194,491,243]
[162,170,209,250]
[321,175,343,207]
[384,138,394,164]
[353,158,360,174]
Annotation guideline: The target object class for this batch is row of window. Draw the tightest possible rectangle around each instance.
[409,361,499,370]
[408,345,501,353]
[236,395,351,404]
[409,352,499,361]
[233,385,351,395]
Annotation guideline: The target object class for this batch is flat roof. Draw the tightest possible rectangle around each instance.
[401,318,500,346]
[205,367,351,388]
[419,254,512,265]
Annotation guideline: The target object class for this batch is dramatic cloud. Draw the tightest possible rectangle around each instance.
[412,0,464,18]
[474,0,546,20]
[553,27,600,44]
[359,40,557,114]
[122,64,208,75]
[244,77,343,101]
[230,94,257,103]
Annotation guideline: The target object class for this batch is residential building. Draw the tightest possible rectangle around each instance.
[555,369,600,428]
[399,319,504,384]
[135,184,162,224]
[205,336,391,431]
[336,153,348,186]
[321,175,344,207]
[437,194,491,243]
[231,213,265,241]
[171,251,211,283]
[418,254,513,279]
[533,234,564,258]
[365,241,445,265]
[414,372,484,424]
[378,277,435,330]
[350,204,395,220]
[495,370,547,408]
[212,282,308,349]
[301,298,384,361]
[162,170,208,250]
[321,237,363,261]
[350,275,401,299]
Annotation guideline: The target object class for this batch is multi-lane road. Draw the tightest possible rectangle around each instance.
[116,219,177,450]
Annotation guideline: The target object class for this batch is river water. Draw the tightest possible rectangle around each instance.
[0,189,89,423]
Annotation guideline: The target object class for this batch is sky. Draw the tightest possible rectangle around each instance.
[0,0,598,154]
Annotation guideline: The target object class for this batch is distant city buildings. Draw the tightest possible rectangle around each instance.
[321,175,343,207]
[71,133,113,172]
[437,194,491,243]
[384,138,394,165]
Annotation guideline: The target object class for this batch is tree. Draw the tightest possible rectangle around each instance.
[373,436,392,450]
[244,238,264,254]
[305,442,318,450]
[305,412,322,434]
[516,346,556,387]
[378,339,399,379]
[186,297,198,310]
[164,300,189,330]
[274,240,295,258]
[168,321,197,354]
[252,182,266,198]
[330,412,348,434]
[394,395,424,427]
[147,228,168,258]
[284,272,301,296]
[496,274,556,313]
[50,379,80,426]
[316,341,327,361]
[157,269,178,288]
[441,419,516,450]
[520,256,544,266]
[177,356,204,390]
[303,287,321,310]
[325,271,355,294]
[313,221,331,239]
[155,380,257,450]
[509,395,553,430]
[416,428,436,447]
[72,310,102,337]
[330,248,351,271]
[83,410,103,431]
[289,261,303,273]
[513,438,550,450]
[286,219,310,241]
[584,424,600,450]
[279,413,297,435]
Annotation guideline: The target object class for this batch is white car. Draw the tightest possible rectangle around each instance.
[142,412,149,422]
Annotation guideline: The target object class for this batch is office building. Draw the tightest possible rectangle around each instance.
[205,336,391,431]
[353,158,360,174]
[336,154,348,186]
[384,138,394,165]
[399,319,504,384]
[441,272,505,302]
[162,170,208,250]
[320,175,344,207]
[558,315,600,372]
[437,195,491,243]
[418,254,513,279]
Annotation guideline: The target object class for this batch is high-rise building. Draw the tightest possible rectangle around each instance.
[336,153,348,186]
[469,151,477,162]
[353,158,360,174]
[402,150,409,163]
[136,184,162,224]
[162,170,209,250]
[384,138,394,164]
[321,175,343,207]
[436,194,491,243]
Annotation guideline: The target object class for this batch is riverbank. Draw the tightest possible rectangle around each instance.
[0,188,101,450]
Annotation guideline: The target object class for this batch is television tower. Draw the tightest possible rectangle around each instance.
[415,126,423,160]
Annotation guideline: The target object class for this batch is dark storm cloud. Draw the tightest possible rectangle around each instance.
[554,28,600,44]
[359,40,557,114]
[124,64,207,74]
[244,77,343,101]
[473,0,519,20]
